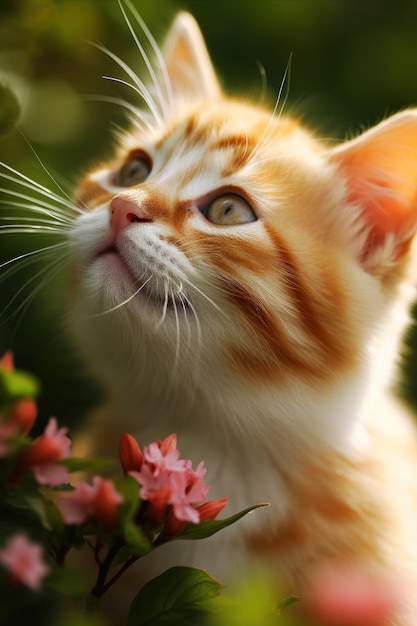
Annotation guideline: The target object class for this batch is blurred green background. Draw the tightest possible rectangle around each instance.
[0,0,417,431]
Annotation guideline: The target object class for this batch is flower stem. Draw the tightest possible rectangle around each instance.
[91,543,121,598]
[92,553,139,598]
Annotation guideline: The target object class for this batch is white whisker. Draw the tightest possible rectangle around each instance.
[178,286,192,343]
[183,294,202,347]
[182,275,223,314]
[19,133,80,211]
[90,275,153,317]
[118,0,168,121]
[1,253,68,324]
[171,287,181,369]
[0,241,68,270]
[93,43,163,127]
[82,94,153,133]
[0,164,82,214]
[155,283,170,328]
[0,197,74,225]
[123,0,174,116]
[245,154,296,170]
[252,54,292,160]
[0,246,57,283]
[0,225,70,235]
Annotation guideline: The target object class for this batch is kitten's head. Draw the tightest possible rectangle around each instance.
[70,13,417,414]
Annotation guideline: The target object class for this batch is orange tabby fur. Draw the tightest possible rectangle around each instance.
[68,11,417,625]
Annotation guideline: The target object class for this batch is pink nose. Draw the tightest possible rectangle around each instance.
[109,196,150,235]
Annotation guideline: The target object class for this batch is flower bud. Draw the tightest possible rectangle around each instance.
[119,433,143,474]
[93,477,123,530]
[196,497,228,522]
[0,351,14,371]
[10,399,37,435]
[19,435,63,469]
[158,433,177,455]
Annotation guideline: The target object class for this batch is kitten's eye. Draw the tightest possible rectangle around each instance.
[204,194,257,225]
[114,152,152,187]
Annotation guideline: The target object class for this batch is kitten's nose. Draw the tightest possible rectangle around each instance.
[109,196,151,234]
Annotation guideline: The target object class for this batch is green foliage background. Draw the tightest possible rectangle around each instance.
[0,0,416,430]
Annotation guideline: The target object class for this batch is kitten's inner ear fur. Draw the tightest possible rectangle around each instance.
[328,111,417,269]
[162,12,222,105]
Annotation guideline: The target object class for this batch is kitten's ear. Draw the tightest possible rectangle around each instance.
[162,13,221,105]
[328,110,417,270]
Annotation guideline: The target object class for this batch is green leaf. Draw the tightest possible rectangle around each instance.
[0,368,39,405]
[116,475,141,517]
[21,492,53,530]
[177,503,269,541]
[123,521,152,557]
[47,566,89,596]
[127,566,223,626]
[43,497,65,533]
[59,457,115,473]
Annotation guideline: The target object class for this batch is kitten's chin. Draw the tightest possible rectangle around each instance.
[96,248,138,286]
[90,249,190,316]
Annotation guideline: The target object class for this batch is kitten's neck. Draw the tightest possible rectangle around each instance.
[104,360,375,468]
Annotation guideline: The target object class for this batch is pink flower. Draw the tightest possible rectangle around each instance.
[168,470,209,523]
[19,417,71,486]
[0,533,50,591]
[58,476,123,530]
[305,565,398,626]
[129,433,213,525]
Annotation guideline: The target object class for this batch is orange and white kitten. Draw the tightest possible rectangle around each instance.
[68,11,417,624]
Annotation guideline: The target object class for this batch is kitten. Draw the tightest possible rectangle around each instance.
[11,8,417,625]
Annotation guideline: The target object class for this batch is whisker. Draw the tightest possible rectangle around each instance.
[118,0,168,121]
[19,133,80,211]
[252,53,292,159]
[2,256,68,333]
[82,94,153,133]
[183,293,202,347]
[1,253,65,316]
[0,225,70,235]
[0,197,74,224]
[0,246,57,283]
[0,241,68,270]
[178,286,192,343]
[123,0,174,116]
[171,287,181,369]
[0,164,82,214]
[155,283,170,329]
[244,153,296,170]
[89,274,153,317]
[256,61,268,105]
[182,275,223,314]
[93,43,163,127]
